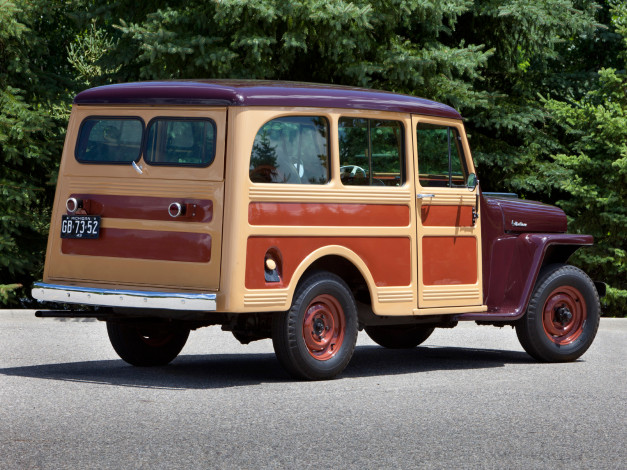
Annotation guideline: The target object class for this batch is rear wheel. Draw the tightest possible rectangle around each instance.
[516,264,600,362]
[365,324,435,349]
[272,272,358,380]
[106,320,190,366]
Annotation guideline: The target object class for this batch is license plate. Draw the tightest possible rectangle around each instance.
[60,215,101,239]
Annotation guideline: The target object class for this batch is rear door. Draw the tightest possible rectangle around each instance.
[44,106,226,292]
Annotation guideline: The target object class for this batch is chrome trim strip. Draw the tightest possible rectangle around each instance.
[32,282,217,311]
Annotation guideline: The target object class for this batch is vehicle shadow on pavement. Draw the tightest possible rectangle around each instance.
[344,345,534,378]
[0,344,534,389]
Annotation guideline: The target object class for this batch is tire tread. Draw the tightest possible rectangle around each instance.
[516,264,600,362]
[272,271,358,380]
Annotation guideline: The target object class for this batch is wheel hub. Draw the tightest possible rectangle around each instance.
[302,294,346,361]
[313,317,326,337]
[555,306,573,325]
[542,286,587,345]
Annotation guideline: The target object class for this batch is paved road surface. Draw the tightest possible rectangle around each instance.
[1,311,625,469]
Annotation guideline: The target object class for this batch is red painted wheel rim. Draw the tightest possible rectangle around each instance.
[302,294,345,361]
[542,286,587,345]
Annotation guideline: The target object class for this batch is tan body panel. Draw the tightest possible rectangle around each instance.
[45,104,485,317]
[217,107,486,316]
[43,106,226,292]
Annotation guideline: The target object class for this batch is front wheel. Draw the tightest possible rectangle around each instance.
[272,272,358,380]
[516,264,600,362]
[107,320,190,366]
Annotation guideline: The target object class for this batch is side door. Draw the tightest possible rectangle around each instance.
[412,115,484,310]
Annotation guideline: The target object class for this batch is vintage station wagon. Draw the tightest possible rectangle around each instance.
[32,80,602,379]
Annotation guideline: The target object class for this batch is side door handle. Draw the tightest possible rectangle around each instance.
[416,194,435,199]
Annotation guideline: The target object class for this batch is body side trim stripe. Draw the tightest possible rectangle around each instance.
[249,203,410,227]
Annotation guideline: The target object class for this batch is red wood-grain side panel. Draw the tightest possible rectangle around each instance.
[246,237,411,289]
[70,194,213,223]
[62,228,211,262]
[421,205,473,227]
[422,236,477,285]
[248,203,410,226]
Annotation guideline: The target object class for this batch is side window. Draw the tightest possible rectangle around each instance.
[145,118,216,166]
[75,118,143,163]
[339,118,404,186]
[249,116,329,184]
[416,123,468,187]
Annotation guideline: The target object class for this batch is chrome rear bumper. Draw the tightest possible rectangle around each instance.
[32,282,217,311]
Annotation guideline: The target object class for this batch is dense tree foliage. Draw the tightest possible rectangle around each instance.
[524,1,627,313]
[0,0,625,314]
[0,0,75,302]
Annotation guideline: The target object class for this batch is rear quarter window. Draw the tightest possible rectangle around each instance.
[249,116,329,184]
[75,117,144,163]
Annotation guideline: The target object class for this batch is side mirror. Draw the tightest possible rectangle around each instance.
[467,173,478,191]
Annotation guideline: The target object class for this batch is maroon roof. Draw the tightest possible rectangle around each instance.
[73,80,462,119]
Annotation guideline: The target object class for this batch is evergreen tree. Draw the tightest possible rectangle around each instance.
[526,1,627,314]
[0,0,624,313]
[0,0,77,304]
[104,0,492,110]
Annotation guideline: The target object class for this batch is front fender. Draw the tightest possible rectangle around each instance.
[457,233,593,321]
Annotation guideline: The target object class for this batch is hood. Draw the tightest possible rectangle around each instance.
[486,196,567,233]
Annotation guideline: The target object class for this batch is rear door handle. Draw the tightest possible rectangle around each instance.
[416,194,435,199]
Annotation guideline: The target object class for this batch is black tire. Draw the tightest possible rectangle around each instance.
[365,324,435,349]
[106,320,190,366]
[516,264,600,362]
[272,272,358,380]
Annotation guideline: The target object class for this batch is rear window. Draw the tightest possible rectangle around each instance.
[75,118,143,163]
[145,118,216,167]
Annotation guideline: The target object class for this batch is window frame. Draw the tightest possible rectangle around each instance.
[338,116,406,187]
[248,114,331,185]
[416,122,469,189]
[74,116,145,164]
[143,116,217,168]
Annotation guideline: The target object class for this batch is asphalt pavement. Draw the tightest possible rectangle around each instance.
[1,310,625,469]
